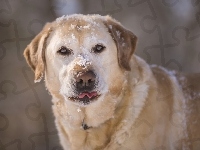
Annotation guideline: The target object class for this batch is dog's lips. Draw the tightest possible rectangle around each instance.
[78,91,98,99]
[68,91,100,105]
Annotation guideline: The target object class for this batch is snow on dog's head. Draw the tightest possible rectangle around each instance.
[24,14,137,106]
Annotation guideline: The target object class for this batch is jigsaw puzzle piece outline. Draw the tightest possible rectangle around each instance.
[0,0,12,15]
[89,0,122,15]
[0,139,22,150]
[0,17,45,61]
[27,114,58,150]
[0,113,9,131]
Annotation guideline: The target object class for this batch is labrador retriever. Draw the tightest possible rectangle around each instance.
[24,14,200,150]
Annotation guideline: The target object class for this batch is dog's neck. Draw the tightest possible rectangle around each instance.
[50,56,158,149]
[51,78,151,149]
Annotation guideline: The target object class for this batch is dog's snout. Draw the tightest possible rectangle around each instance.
[75,71,96,92]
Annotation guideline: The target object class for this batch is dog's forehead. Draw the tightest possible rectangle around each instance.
[54,16,107,35]
[48,16,111,49]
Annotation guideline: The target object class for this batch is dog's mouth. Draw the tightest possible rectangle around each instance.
[78,91,98,99]
[68,91,100,105]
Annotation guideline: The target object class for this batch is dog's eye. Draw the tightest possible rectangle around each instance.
[92,44,105,53]
[57,46,72,56]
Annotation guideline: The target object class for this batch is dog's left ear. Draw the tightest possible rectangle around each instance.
[23,23,52,83]
[104,17,137,71]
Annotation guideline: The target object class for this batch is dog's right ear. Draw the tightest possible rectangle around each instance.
[24,23,52,83]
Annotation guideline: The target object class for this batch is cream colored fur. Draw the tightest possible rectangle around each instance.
[24,14,200,150]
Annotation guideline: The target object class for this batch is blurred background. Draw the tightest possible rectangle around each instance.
[0,0,200,149]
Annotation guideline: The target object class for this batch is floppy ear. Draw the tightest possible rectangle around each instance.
[104,17,137,71]
[23,23,52,83]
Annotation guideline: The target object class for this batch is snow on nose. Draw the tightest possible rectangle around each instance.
[76,54,91,69]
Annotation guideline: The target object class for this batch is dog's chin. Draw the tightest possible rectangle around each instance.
[68,94,100,105]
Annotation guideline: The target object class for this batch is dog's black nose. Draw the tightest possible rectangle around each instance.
[75,71,96,92]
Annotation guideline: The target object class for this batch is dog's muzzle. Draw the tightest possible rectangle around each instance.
[69,70,100,105]
[75,70,96,93]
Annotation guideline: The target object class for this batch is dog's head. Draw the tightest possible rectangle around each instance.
[24,14,137,106]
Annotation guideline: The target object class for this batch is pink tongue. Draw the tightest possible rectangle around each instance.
[78,92,98,99]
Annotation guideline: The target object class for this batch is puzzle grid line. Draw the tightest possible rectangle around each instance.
[0,0,200,149]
